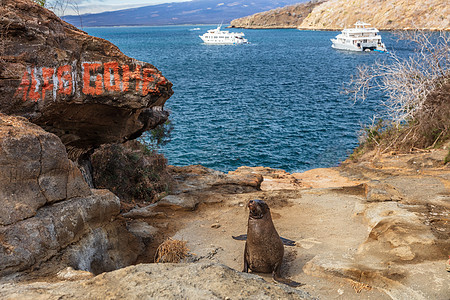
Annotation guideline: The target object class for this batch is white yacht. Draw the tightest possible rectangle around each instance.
[199,25,248,45]
[331,21,387,52]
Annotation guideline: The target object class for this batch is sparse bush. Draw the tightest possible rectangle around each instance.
[348,30,449,155]
[91,140,173,208]
[139,120,174,150]
[154,238,189,263]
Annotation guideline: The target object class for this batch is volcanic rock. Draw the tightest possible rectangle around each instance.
[0,0,173,161]
[158,165,263,210]
[0,113,139,276]
[0,263,314,299]
[0,113,91,226]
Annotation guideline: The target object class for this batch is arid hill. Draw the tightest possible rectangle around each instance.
[230,0,325,29]
[231,0,450,30]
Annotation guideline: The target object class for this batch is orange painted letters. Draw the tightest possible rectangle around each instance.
[104,61,120,92]
[41,68,54,100]
[142,68,157,95]
[14,70,30,101]
[28,69,41,102]
[130,65,142,92]
[121,65,130,92]
[82,63,101,95]
[15,62,167,101]
[57,65,73,95]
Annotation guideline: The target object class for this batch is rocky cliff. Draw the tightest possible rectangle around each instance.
[0,0,173,164]
[0,0,171,277]
[230,0,325,29]
[231,0,450,30]
[0,113,143,276]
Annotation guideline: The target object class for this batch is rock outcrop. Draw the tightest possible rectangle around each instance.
[0,113,91,226]
[0,0,173,162]
[0,0,170,276]
[114,148,449,299]
[0,263,314,299]
[230,0,325,29]
[231,0,450,30]
[0,114,143,276]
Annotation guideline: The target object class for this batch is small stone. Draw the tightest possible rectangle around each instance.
[127,220,158,239]
[56,267,94,281]
[211,223,221,229]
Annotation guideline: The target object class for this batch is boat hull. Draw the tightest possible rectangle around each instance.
[199,25,249,45]
[331,39,386,52]
[199,36,248,45]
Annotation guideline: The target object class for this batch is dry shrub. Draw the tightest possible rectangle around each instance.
[91,140,173,207]
[349,279,372,293]
[154,238,189,263]
[348,30,449,155]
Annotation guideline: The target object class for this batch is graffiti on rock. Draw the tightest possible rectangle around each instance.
[15,61,167,102]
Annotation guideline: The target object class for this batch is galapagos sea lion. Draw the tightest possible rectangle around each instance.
[242,199,301,287]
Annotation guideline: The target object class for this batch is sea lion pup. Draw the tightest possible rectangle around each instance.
[243,199,302,287]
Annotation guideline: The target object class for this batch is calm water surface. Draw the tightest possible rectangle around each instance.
[85,26,413,173]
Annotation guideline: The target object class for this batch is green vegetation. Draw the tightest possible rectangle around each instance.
[140,120,174,150]
[91,140,173,208]
[348,31,449,159]
[91,118,174,208]
[445,149,450,164]
[33,0,46,6]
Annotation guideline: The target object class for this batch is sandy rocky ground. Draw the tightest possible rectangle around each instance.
[0,146,449,299]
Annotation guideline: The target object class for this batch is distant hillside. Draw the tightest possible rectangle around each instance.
[62,0,304,28]
[230,0,325,29]
[231,0,450,30]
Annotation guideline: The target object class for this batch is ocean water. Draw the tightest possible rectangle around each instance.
[85,26,413,173]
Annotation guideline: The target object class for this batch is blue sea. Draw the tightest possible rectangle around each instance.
[85,26,414,173]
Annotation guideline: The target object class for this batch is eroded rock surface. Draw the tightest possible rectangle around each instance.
[156,165,263,210]
[119,149,449,299]
[0,114,141,276]
[0,0,173,160]
[0,113,91,225]
[0,263,314,300]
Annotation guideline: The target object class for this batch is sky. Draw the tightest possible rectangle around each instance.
[56,0,191,15]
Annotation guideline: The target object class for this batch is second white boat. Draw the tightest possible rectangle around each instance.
[331,21,387,52]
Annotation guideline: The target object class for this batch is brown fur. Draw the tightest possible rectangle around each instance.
[243,199,301,287]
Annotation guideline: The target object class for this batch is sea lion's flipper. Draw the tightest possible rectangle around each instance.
[280,237,296,246]
[232,234,247,241]
[272,263,303,287]
[233,234,296,247]
[243,243,249,273]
